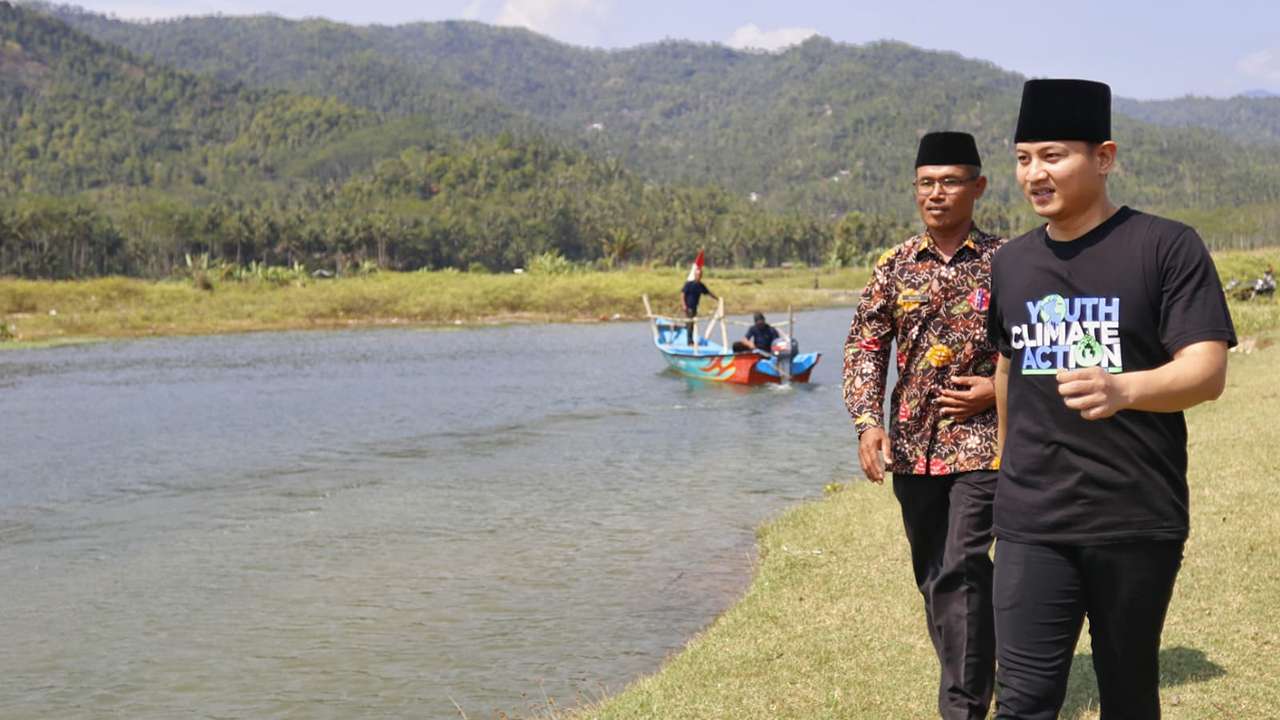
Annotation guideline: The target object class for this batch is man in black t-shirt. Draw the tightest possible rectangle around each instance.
[986,80,1235,719]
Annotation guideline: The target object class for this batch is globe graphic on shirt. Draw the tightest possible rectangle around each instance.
[1038,293,1068,323]
[1072,333,1104,368]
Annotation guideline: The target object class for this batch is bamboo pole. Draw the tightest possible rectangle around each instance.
[718,297,728,350]
[642,294,659,343]
[701,305,716,341]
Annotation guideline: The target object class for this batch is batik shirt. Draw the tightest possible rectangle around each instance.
[843,227,1003,476]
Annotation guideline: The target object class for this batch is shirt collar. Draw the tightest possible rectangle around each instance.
[914,225,992,262]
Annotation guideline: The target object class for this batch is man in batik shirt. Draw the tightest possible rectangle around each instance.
[843,131,1002,720]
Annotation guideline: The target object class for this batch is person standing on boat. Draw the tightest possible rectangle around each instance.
[987,79,1234,719]
[681,250,717,345]
[843,131,1003,720]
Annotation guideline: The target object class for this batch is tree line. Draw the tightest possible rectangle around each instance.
[0,137,916,278]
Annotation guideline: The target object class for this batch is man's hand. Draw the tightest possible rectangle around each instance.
[858,427,892,484]
[937,375,996,420]
[1056,367,1129,420]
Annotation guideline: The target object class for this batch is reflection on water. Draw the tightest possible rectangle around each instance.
[0,307,864,718]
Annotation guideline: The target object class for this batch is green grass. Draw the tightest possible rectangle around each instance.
[0,266,868,346]
[564,291,1280,719]
[1213,249,1280,339]
[1209,248,1278,286]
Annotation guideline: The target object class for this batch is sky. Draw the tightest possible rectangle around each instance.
[62,0,1280,100]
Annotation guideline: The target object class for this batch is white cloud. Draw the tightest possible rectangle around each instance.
[1237,49,1280,83]
[727,23,817,52]
[461,0,488,21]
[495,0,611,42]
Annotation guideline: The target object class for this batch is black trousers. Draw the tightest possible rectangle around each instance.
[893,471,997,720]
[993,539,1184,720]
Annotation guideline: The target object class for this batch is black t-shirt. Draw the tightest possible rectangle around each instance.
[682,280,713,313]
[745,323,780,351]
[986,207,1236,545]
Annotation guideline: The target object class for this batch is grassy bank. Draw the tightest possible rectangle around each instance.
[0,266,867,346]
[1,249,1276,348]
[564,261,1280,719]
[1203,250,1280,338]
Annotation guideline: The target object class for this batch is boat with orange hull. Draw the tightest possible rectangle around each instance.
[642,296,820,385]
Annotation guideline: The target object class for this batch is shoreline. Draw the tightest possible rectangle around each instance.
[0,299,862,350]
[565,342,1280,719]
[5,245,1274,348]
[4,248,1275,350]
[0,268,865,349]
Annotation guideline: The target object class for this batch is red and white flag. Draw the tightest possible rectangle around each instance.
[686,249,705,282]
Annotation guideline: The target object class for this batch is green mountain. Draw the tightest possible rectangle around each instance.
[4,2,1279,280]
[0,1,432,196]
[24,4,545,138]
[30,3,1280,225]
[2,2,853,278]
[1114,95,1280,147]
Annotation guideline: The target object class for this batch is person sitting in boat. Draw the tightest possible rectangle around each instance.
[681,253,717,345]
[734,312,780,353]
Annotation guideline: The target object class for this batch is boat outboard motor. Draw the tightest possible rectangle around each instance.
[771,336,799,382]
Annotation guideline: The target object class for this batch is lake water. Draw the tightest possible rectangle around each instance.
[0,306,875,718]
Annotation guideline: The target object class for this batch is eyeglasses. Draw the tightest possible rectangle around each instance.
[912,177,978,196]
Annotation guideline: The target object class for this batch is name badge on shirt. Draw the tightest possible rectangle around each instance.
[899,293,930,303]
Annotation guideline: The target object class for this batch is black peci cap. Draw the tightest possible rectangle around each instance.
[915,131,982,168]
[1014,79,1112,143]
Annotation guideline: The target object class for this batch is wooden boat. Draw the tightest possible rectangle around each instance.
[642,295,820,384]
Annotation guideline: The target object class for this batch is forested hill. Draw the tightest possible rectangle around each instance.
[1113,95,1280,148]
[25,4,544,139]
[0,1,445,196]
[3,2,1279,281]
[29,2,1280,222]
[2,2,870,279]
